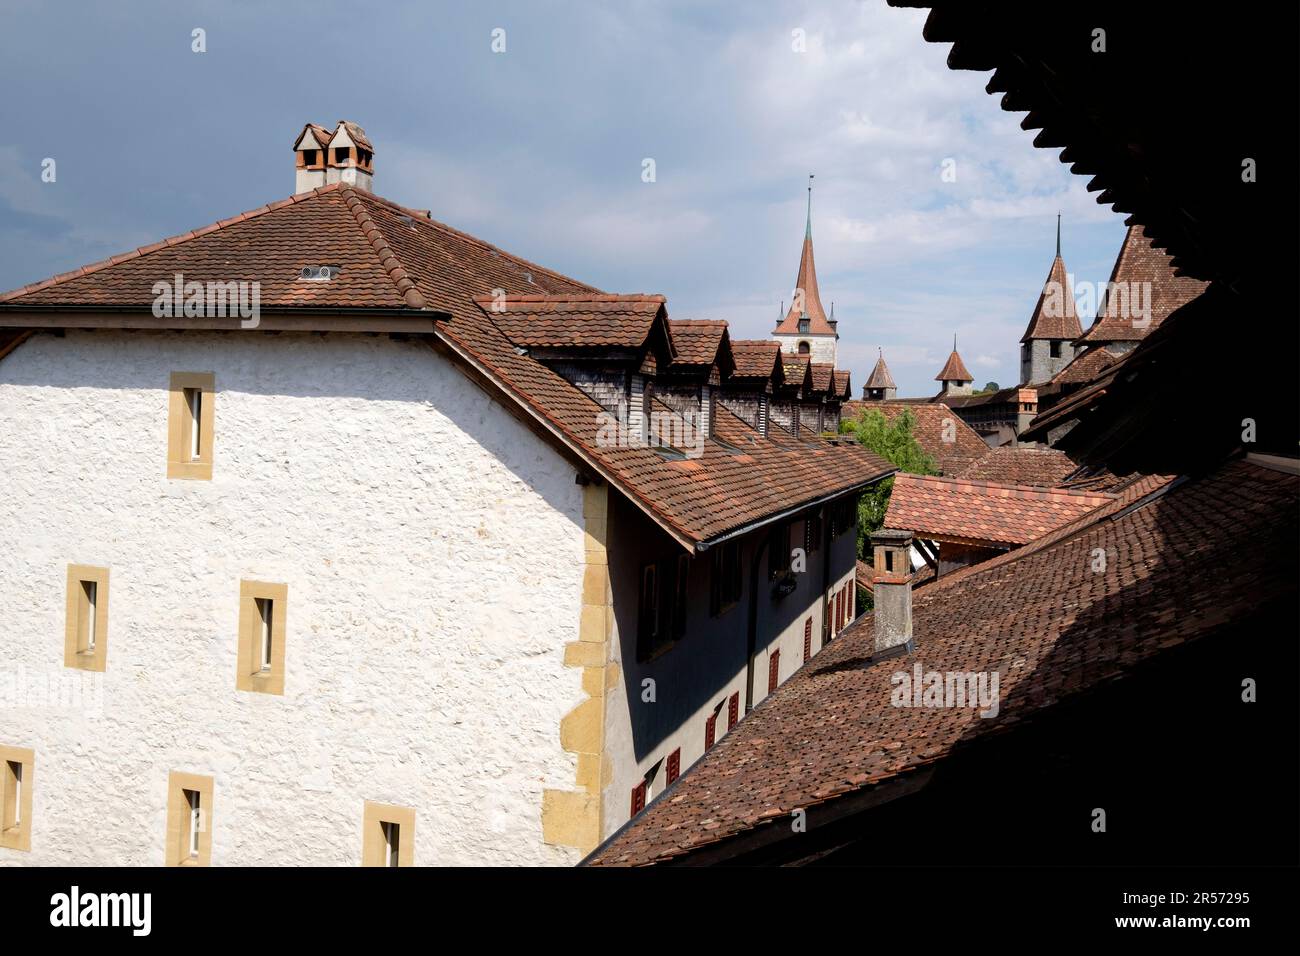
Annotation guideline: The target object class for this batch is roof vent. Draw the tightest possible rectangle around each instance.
[299,265,341,282]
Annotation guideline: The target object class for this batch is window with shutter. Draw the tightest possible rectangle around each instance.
[666,748,681,785]
[768,649,780,693]
[728,692,739,728]
[630,781,647,817]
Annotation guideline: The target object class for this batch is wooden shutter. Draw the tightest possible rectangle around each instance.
[705,712,717,749]
[666,748,681,785]
[803,617,812,662]
[728,692,739,728]
[630,781,647,817]
[768,649,780,693]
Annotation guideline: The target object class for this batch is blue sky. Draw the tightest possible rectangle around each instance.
[0,0,1127,395]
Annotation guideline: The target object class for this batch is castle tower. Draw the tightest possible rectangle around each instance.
[773,176,838,366]
[862,349,897,401]
[1020,215,1082,384]
[935,335,974,397]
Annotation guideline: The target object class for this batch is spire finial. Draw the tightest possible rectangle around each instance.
[806,174,814,240]
[1056,212,1061,257]
[953,332,957,352]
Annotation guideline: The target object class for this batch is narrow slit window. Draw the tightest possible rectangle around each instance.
[65,565,109,672]
[81,580,97,652]
[383,821,400,867]
[362,802,415,867]
[256,598,273,671]
[237,581,287,695]
[184,388,202,459]
[0,748,34,851]
[168,372,215,480]
[165,771,212,866]
[185,789,201,859]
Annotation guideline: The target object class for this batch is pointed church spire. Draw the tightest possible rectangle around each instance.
[1022,219,1082,343]
[805,173,814,240]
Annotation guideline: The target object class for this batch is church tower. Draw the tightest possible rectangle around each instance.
[1020,215,1082,384]
[773,177,838,367]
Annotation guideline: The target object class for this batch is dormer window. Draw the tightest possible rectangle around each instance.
[798,318,810,334]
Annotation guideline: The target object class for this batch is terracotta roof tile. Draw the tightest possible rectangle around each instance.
[934,349,973,382]
[472,293,667,348]
[1021,255,1083,342]
[884,473,1112,546]
[587,458,1297,865]
[956,446,1079,486]
[1076,225,1207,345]
[729,340,782,380]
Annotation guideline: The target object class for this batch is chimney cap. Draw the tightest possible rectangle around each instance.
[870,528,913,546]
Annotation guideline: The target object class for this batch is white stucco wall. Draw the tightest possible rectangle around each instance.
[0,330,586,866]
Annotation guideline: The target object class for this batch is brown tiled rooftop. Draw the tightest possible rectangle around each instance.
[842,400,990,476]
[956,446,1079,487]
[587,458,1297,865]
[884,473,1112,546]
[1021,254,1082,342]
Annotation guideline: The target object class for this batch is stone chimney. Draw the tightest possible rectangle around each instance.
[1016,387,1038,435]
[871,529,914,654]
[293,120,374,194]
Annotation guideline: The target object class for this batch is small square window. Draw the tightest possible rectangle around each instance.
[237,581,287,695]
[334,147,351,164]
[167,372,215,480]
[1050,340,1063,358]
[64,564,109,672]
[302,149,319,166]
[0,746,34,852]
[362,801,415,867]
[166,771,213,866]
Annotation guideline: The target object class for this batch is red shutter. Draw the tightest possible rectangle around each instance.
[768,649,780,693]
[666,748,681,785]
[705,712,717,749]
[803,617,812,662]
[728,692,739,728]
[630,781,647,817]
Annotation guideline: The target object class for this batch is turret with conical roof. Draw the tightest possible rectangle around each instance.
[862,348,897,400]
[773,176,838,366]
[1020,215,1082,384]
[935,335,974,396]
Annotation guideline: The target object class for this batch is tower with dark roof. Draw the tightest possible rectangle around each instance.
[862,349,897,400]
[1020,215,1082,385]
[935,336,974,396]
[773,177,838,366]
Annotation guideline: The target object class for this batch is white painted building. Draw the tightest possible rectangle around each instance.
[0,126,889,866]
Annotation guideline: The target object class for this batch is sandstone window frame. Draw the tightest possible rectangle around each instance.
[236,580,287,696]
[167,371,215,480]
[362,801,415,867]
[0,746,34,852]
[64,564,109,672]
[165,771,213,866]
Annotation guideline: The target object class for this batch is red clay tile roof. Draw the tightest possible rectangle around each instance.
[0,183,892,549]
[1076,225,1207,345]
[1021,254,1083,342]
[864,352,896,389]
[884,473,1112,546]
[0,185,428,310]
[670,319,733,374]
[934,348,973,382]
[832,369,851,399]
[729,339,783,381]
[842,400,990,476]
[809,362,833,393]
[956,446,1079,487]
[293,123,333,150]
[586,458,1297,865]
[774,228,834,335]
[1048,345,1118,386]
[473,293,668,349]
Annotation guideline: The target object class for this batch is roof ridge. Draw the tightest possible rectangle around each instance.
[0,183,351,303]
[352,190,601,294]
[338,186,426,309]
[895,471,1113,502]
